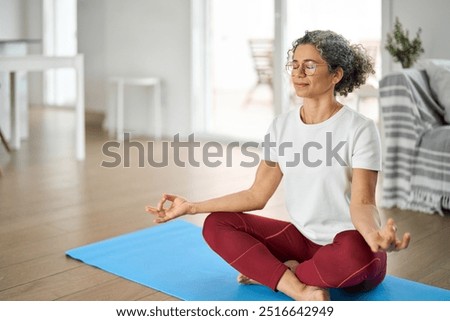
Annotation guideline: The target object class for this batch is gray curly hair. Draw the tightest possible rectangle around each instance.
[288,30,375,96]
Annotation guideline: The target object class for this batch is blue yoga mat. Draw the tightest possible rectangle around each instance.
[66,219,450,301]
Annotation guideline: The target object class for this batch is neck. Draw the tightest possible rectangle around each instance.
[301,99,342,124]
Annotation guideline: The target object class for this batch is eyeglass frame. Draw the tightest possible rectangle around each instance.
[285,60,329,76]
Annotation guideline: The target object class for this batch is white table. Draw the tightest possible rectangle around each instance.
[0,54,85,160]
[107,77,162,141]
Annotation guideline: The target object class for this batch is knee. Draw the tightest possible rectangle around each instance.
[335,230,378,266]
[202,212,228,246]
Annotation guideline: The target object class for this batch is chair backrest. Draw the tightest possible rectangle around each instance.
[248,39,274,85]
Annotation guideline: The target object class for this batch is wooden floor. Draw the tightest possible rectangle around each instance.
[0,107,449,301]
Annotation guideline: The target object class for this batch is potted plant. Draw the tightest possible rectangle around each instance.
[385,17,425,68]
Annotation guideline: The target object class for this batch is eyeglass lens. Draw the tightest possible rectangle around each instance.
[287,62,317,76]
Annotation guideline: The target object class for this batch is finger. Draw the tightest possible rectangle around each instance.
[157,194,168,211]
[383,219,404,251]
[145,206,167,218]
[145,206,159,214]
[153,216,171,224]
[386,218,397,233]
[382,220,398,241]
[157,193,178,211]
[395,232,411,251]
[163,194,177,202]
[376,231,396,252]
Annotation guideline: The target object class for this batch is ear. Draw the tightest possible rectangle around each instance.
[332,67,344,84]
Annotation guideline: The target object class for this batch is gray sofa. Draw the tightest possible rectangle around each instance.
[379,65,450,215]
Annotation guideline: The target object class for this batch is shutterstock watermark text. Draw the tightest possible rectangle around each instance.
[101,132,348,168]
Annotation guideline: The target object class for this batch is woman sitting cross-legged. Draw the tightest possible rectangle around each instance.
[146,30,411,301]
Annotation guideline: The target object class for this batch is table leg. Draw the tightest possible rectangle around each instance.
[10,72,20,150]
[116,80,124,141]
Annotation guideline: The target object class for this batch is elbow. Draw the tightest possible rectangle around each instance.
[248,191,268,211]
[254,200,266,211]
[255,193,272,210]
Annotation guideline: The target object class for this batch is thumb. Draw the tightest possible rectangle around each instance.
[163,194,177,202]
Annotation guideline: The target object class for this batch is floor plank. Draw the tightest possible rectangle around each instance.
[0,266,116,301]
[57,277,157,301]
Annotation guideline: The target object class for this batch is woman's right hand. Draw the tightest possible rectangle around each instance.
[145,194,194,223]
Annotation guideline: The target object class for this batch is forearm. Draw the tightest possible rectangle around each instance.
[350,203,381,238]
[191,189,265,214]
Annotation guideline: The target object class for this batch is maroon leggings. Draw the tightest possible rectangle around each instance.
[202,212,386,292]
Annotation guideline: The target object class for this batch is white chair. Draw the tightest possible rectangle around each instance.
[243,39,274,107]
[106,77,162,141]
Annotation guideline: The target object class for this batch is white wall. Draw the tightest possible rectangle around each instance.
[77,0,107,114]
[392,0,450,59]
[0,0,25,39]
[78,0,192,137]
[0,0,41,41]
[382,0,450,75]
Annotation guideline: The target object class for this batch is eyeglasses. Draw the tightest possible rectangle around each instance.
[285,61,328,76]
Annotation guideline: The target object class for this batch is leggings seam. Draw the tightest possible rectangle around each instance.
[264,224,292,240]
[337,258,381,288]
[229,243,261,265]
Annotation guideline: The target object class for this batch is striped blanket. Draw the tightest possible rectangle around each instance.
[379,69,450,215]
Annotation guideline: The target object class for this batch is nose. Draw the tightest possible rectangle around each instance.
[292,68,306,78]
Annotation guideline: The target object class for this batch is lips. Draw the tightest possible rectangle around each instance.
[294,82,309,88]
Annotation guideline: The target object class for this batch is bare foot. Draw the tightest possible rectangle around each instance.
[237,260,330,301]
[237,273,261,285]
[296,285,330,301]
[282,260,329,300]
[277,269,330,301]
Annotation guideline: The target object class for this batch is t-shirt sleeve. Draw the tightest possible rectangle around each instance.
[261,119,278,163]
[351,120,382,171]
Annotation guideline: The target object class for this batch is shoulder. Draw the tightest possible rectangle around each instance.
[339,106,379,134]
[268,107,299,132]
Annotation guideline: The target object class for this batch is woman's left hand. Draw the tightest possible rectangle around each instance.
[364,218,411,253]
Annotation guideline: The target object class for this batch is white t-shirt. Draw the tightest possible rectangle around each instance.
[263,105,382,245]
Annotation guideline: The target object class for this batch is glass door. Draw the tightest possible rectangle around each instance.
[207,0,275,141]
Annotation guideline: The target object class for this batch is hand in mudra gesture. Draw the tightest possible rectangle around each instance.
[364,218,411,253]
[145,194,193,223]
